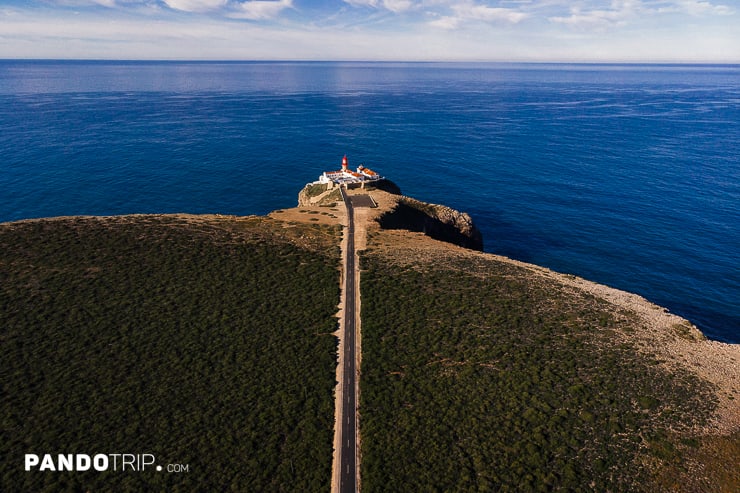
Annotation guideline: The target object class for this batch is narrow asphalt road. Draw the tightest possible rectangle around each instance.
[339,186,358,493]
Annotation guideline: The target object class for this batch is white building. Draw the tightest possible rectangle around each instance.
[318,155,384,186]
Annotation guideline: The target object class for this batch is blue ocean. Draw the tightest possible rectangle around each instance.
[1,61,738,342]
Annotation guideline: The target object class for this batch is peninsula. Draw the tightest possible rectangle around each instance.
[1,162,737,492]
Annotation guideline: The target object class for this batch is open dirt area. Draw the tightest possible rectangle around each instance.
[269,205,344,226]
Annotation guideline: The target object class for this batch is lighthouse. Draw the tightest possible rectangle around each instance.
[317,155,383,185]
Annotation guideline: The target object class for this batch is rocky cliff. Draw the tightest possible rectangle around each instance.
[297,183,342,207]
[298,180,483,251]
[376,196,484,251]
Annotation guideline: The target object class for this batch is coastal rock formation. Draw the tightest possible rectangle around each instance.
[298,179,403,208]
[298,183,342,207]
[298,180,483,251]
[377,196,484,251]
[363,179,402,196]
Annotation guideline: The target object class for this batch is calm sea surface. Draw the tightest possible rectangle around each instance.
[1,61,738,342]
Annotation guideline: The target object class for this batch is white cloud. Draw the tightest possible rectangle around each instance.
[428,15,460,29]
[382,0,415,13]
[455,4,527,23]
[428,1,527,29]
[659,0,734,16]
[42,0,119,6]
[343,0,380,7]
[162,0,227,13]
[2,0,738,61]
[548,0,734,29]
[342,0,416,13]
[549,0,640,28]
[229,0,293,20]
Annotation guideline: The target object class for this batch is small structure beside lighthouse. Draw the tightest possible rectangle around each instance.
[318,155,384,187]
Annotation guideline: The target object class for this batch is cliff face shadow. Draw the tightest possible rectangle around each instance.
[377,200,483,251]
[362,179,402,195]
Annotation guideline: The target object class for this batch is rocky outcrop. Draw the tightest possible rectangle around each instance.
[297,179,483,250]
[363,179,402,195]
[297,183,342,207]
[377,196,484,251]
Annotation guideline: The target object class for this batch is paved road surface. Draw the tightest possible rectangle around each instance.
[339,186,358,493]
[349,194,376,208]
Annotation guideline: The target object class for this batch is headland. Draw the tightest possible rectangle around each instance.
[1,159,738,492]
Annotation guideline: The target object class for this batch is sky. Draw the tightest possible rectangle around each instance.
[1,0,738,61]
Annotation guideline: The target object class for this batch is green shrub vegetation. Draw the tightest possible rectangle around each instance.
[0,215,340,492]
[304,183,329,198]
[1,209,731,492]
[323,189,342,204]
[359,252,717,492]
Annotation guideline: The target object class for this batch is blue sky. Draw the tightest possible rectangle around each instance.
[1,1,738,61]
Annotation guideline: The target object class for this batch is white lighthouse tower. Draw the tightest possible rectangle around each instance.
[317,155,383,186]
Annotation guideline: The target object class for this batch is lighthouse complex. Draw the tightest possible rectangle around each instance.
[318,155,384,187]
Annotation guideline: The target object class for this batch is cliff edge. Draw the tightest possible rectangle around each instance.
[298,180,483,251]
[377,195,483,251]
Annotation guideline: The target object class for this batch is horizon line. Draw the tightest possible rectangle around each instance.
[2,58,740,66]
